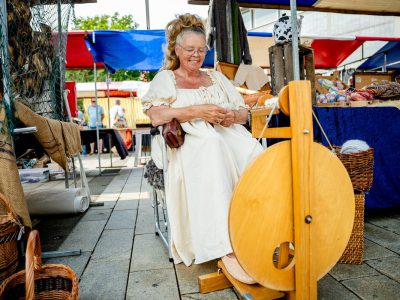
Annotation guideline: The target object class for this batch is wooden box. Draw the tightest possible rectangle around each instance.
[352,72,393,89]
[216,61,271,92]
[315,70,348,94]
[269,42,316,102]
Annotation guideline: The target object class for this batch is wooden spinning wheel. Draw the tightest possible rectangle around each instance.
[199,81,355,299]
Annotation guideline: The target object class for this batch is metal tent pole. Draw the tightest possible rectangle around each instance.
[92,31,101,176]
[106,71,111,128]
[56,0,70,188]
[105,70,114,168]
[383,51,387,72]
[290,0,300,80]
[145,0,150,29]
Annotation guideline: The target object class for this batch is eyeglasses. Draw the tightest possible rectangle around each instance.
[178,44,208,55]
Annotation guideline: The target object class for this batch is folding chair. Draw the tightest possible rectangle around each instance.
[150,126,173,262]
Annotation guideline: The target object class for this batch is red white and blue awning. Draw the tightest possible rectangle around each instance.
[66,31,400,71]
[248,33,400,69]
[189,0,400,16]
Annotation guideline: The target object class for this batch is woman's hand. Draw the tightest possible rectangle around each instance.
[220,109,235,127]
[146,106,174,126]
[196,104,227,125]
[220,108,248,127]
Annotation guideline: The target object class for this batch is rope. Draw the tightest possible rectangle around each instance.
[245,99,279,166]
[312,109,334,151]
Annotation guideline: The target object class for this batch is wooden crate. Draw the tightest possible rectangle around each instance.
[352,72,393,89]
[216,61,272,92]
[315,70,348,94]
[315,100,382,108]
[269,42,316,102]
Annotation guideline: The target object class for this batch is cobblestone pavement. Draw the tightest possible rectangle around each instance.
[26,154,400,300]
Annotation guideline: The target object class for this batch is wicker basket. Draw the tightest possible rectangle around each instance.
[0,230,79,300]
[0,193,23,281]
[334,147,374,192]
[339,193,365,264]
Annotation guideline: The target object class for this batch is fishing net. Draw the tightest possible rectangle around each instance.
[0,0,74,227]
[1,0,73,126]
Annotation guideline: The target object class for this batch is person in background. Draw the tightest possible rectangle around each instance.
[77,108,88,156]
[87,98,104,155]
[142,13,263,284]
[77,108,87,128]
[109,99,125,127]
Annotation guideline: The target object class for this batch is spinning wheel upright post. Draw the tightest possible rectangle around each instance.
[199,80,355,300]
[288,81,315,299]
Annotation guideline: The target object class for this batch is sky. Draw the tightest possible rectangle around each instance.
[73,0,209,30]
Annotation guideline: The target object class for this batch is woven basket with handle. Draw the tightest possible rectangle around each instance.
[0,230,79,300]
[334,146,374,192]
[0,193,23,281]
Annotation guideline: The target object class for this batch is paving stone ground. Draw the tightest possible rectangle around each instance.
[27,153,400,300]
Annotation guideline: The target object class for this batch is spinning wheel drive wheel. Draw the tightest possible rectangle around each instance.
[229,140,355,291]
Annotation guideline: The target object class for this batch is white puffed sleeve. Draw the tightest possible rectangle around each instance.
[212,70,247,109]
[141,70,177,111]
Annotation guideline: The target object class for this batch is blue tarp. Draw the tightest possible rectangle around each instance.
[85,29,218,72]
[314,107,400,209]
[85,30,166,72]
[358,41,400,70]
[85,30,274,72]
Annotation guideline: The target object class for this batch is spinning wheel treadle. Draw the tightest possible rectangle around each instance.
[229,141,355,291]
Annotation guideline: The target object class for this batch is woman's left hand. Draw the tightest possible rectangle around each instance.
[220,109,236,127]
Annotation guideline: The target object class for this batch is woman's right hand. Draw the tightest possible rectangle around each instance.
[196,104,227,125]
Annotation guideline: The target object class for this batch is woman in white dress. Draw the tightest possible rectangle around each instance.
[142,14,263,284]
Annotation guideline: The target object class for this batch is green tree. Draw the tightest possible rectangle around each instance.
[67,13,156,82]
[73,12,138,30]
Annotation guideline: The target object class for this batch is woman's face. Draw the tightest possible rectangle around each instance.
[175,32,207,72]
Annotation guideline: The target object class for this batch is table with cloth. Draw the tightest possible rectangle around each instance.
[80,128,128,159]
[313,106,400,209]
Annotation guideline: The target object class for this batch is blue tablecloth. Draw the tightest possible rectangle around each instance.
[313,106,400,209]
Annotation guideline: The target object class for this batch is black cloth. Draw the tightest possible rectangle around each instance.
[207,0,252,65]
[80,128,128,159]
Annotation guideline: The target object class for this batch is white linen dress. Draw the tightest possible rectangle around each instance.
[142,70,263,266]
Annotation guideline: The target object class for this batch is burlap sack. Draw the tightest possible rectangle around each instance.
[14,101,81,171]
[0,102,31,227]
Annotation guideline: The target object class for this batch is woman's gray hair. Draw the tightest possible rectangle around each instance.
[176,27,206,46]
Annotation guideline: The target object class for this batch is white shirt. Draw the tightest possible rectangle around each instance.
[109,105,124,123]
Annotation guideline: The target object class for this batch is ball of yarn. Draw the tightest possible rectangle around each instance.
[317,94,327,103]
[340,140,370,153]
[328,86,339,93]
[326,93,336,103]
[335,94,346,102]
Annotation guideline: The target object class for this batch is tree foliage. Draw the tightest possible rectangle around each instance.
[65,69,157,83]
[73,12,138,30]
[68,13,157,82]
